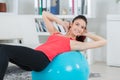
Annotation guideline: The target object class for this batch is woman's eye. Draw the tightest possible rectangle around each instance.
[76,23,80,26]
[81,26,84,29]
[75,23,85,29]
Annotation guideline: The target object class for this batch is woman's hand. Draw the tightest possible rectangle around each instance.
[81,29,88,36]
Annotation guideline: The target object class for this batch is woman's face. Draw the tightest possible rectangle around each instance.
[70,19,86,36]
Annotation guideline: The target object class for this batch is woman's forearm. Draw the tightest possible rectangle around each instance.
[85,32,106,42]
[42,11,70,31]
[42,11,64,26]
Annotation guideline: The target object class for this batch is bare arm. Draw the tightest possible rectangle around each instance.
[42,11,69,34]
[70,32,107,51]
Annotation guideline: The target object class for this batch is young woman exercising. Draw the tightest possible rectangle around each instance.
[0,11,106,80]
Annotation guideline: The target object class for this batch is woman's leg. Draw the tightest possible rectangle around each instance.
[0,46,9,80]
[0,44,50,80]
[9,58,32,71]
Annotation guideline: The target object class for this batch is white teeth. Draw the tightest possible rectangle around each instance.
[74,29,80,35]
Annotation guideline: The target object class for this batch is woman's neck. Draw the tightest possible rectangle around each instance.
[65,31,76,40]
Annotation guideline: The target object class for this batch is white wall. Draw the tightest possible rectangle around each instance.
[88,0,118,62]
[17,0,118,63]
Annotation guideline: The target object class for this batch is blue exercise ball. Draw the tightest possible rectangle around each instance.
[32,51,90,80]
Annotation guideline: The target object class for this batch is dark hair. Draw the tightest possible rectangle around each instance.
[72,15,87,42]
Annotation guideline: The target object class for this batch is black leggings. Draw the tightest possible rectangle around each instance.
[0,44,50,80]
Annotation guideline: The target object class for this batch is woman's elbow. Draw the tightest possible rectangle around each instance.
[42,11,47,14]
[42,11,46,16]
[101,39,107,46]
[42,11,49,17]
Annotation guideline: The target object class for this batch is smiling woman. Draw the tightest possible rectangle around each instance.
[68,15,87,42]
[0,11,106,80]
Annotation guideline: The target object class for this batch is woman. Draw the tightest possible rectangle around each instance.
[0,11,106,80]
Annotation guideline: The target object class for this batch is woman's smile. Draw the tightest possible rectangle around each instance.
[73,28,81,36]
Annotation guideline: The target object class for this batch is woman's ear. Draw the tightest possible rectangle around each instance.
[68,22,72,29]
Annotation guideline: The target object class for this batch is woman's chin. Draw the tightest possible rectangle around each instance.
[74,33,80,36]
[72,31,81,36]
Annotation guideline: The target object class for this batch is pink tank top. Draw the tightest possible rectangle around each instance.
[35,33,71,61]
